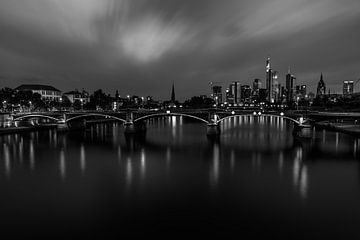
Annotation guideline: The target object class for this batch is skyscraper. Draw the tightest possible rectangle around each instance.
[343,80,354,95]
[240,85,252,102]
[211,85,223,104]
[316,73,326,97]
[171,83,176,102]
[265,57,278,103]
[285,67,296,103]
[266,57,273,102]
[228,81,241,104]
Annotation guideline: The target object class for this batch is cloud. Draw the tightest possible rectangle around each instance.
[0,0,360,99]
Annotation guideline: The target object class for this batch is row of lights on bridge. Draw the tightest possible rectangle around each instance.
[165,110,285,117]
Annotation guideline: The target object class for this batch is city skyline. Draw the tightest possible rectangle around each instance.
[0,0,360,100]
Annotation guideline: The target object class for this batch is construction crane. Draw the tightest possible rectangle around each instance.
[209,81,223,88]
[209,81,223,94]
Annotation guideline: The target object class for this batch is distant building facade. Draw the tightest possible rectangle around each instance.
[230,81,241,104]
[63,89,90,104]
[285,68,296,103]
[343,80,354,95]
[252,79,261,98]
[211,85,222,104]
[240,85,252,102]
[15,84,61,102]
[265,57,279,103]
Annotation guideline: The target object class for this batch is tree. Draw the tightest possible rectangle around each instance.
[73,99,82,110]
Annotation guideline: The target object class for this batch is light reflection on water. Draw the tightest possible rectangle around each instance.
[0,115,359,237]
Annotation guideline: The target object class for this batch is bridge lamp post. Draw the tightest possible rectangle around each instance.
[258,111,262,116]
[299,117,304,125]
[280,112,284,116]
[166,110,171,114]
[231,111,235,115]
[253,111,257,116]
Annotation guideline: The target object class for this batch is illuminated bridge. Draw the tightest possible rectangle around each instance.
[10,109,312,136]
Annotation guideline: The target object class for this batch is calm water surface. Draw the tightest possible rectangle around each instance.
[0,116,359,238]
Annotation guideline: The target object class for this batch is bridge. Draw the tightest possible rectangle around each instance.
[10,109,311,136]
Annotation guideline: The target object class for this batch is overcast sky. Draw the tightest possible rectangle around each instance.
[0,0,360,100]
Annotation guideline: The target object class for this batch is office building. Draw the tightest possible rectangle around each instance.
[285,68,296,103]
[211,85,222,104]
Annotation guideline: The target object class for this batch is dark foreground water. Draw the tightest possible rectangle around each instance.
[0,116,359,239]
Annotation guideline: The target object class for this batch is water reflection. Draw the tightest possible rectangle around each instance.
[80,144,86,175]
[4,143,10,179]
[292,147,308,199]
[210,142,220,189]
[59,149,66,180]
[29,139,34,170]
[140,148,146,181]
[0,115,358,202]
[125,156,132,191]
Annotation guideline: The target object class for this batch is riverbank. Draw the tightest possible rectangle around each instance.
[0,125,57,135]
[315,122,360,137]
[0,119,118,135]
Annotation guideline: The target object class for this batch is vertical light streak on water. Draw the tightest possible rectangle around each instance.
[117,145,122,163]
[80,144,86,175]
[140,148,146,182]
[354,139,358,157]
[125,156,132,190]
[60,149,66,181]
[53,131,57,148]
[300,165,308,200]
[19,137,23,165]
[49,129,52,146]
[293,147,308,199]
[112,123,117,146]
[166,147,171,174]
[90,126,94,141]
[179,116,183,142]
[30,140,35,171]
[210,143,220,190]
[322,129,326,145]
[335,132,339,152]
[172,116,177,140]
[293,148,301,188]
[230,150,235,174]
[278,151,284,175]
[4,143,10,179]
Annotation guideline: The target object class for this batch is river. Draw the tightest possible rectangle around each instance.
[0,115,359,238]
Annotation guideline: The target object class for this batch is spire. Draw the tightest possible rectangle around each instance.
[320,72,323,82]
[288,66,291,74]
[171,82,175,102]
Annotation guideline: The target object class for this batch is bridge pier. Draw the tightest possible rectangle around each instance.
[293,124,313,138]
[57,122,69,131]
[124,121,146,134]
[207,123,221,136]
